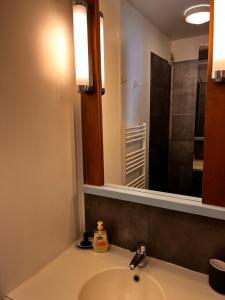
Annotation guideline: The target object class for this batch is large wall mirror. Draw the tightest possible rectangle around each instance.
[101,0,210,199]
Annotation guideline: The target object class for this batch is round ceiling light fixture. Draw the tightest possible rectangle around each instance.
[184,4,210,25]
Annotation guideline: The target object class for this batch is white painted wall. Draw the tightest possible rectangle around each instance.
[171,35,209,62]
[0,0,79,295]
[122,0,171,126]
[121,0,171,186]
[100,0,123,185]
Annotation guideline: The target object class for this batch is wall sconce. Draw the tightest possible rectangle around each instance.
[212,0,225,83]
[100,12,105,95]
[72,0,93,93]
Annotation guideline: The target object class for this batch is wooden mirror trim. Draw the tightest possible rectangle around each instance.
[203,0,225,207]
[81,0,225,207]
[81,0,104,186]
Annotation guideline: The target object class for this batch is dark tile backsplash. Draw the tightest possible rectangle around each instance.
[85,194,225,274]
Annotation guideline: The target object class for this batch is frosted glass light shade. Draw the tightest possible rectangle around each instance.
[72,1,90,93]
[186,12,210,24]
[100,13,105,95]
[184,5,210,25]
[212,0,225,82]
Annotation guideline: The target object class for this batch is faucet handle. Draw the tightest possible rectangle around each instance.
[130,241,147,254]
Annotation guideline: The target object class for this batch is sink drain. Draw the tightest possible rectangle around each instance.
[133,275,140,282]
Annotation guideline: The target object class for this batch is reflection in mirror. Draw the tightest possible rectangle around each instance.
[102,0,209,198]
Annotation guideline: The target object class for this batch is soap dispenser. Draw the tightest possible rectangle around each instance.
[93,221,109,253]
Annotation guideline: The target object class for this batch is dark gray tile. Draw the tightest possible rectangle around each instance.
[171,115,195,141]
[178,165,193,193]
[146,205,225,274]
[171,91,196,115]
[171,60,198,116]
[172,60,198,91]
[85,194,225,274]
[85,195,148,250]
[168,163,192,195]
[169,141,194,165]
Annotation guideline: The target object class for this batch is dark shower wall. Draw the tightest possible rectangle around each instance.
[168,60,198,196]
[149,53,171,192]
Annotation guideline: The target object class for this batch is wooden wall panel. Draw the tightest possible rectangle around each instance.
[203,0,225,206]
[81,0,104,185]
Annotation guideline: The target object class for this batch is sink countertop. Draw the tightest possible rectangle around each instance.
[8,245,224,300]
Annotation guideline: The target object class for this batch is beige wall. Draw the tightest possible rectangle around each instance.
[171,35,209,62]
[122,0,171,127]
[0,0,79,296]
[121,0,171,187]
[101,0,172,187]
[100,0,123,185]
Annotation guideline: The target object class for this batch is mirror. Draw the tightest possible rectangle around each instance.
[102,0,209,198]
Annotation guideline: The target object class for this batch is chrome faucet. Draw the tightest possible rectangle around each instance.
[129,242,147,270]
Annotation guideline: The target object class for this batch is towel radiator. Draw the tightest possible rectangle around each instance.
[123,123,147,189]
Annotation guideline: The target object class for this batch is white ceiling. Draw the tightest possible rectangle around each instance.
[127,0,210,40]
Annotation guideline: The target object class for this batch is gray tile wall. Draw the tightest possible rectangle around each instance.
[85,194,225,274]
[168,60,198,195]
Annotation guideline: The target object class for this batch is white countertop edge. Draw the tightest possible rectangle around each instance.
[83,184,225,220]
[7,244,214,300]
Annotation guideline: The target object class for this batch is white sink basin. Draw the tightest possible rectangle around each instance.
[78,267,166,300]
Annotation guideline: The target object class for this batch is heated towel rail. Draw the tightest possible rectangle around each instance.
[123,123,147,189]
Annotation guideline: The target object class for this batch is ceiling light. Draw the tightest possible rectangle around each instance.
[184,4,210,25]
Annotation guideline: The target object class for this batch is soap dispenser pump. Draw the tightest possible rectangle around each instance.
[93,221,109,253]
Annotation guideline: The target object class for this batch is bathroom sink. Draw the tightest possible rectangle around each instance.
[78,267,166,300]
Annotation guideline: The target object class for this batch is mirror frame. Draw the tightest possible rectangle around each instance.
[80,0,104,186]
[80,0,225,208]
